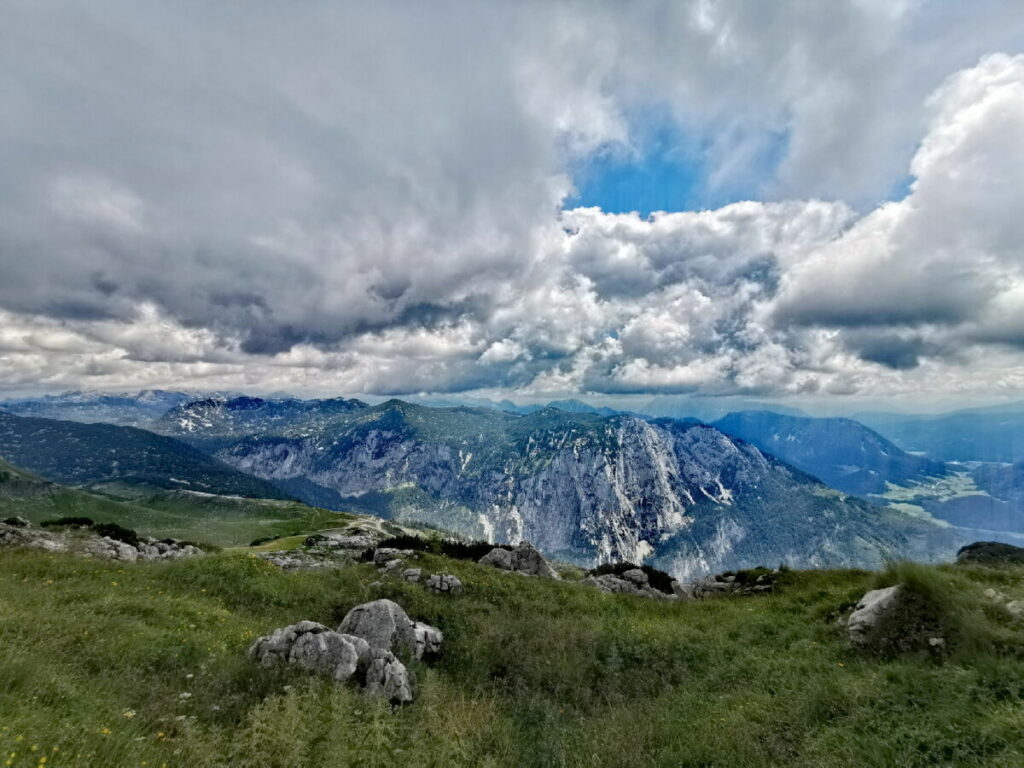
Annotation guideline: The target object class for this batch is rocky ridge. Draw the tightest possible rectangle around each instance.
[0,518,202,562]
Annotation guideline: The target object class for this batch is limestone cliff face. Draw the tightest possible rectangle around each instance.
[211,403,961,577]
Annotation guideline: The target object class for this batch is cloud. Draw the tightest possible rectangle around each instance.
[1,3,1023,403]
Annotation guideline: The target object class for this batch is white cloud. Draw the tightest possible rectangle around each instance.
[1,3,1024,405]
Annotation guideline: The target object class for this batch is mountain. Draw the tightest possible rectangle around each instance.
[0,411,290,500]
[639,395,808,422]
[0,390,197,427]
[857,410,1024,463]
[154,395,367,450]
[167,399,959,578]
[711,411,947,496]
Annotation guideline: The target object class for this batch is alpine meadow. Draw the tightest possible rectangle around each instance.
[3,2,1024,766]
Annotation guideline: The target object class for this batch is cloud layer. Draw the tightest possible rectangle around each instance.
[1,2,1023,403]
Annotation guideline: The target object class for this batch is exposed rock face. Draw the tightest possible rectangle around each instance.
[425,572,463,595]
[480,541,558,579]
[336,599,442,661]
[208,402,960,578]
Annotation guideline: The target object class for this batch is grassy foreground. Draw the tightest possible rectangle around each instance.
[1,550,1023,767]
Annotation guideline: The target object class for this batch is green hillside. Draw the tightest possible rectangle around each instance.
[0,412,289,500]
[0,457,354,547]
[0,549,1022,767]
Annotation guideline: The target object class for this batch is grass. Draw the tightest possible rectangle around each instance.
[1,489,360,548]
[2,549,1024,767]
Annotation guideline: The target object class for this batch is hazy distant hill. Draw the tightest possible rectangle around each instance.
[712,411,947,495]
[859,410,1024,463]
[0,390,196,427]
[0,411,289,500]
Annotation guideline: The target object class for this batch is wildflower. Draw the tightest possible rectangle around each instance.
[100,728,111,736]
[111,581,118,586]
[31,745,38,752]
[39,757,47,764]
[178,692,192,700]
[123,709,136,719]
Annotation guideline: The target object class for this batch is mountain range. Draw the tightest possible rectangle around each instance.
[149,398,960,577]
[711,411,947,496]
[11,390,1024,576]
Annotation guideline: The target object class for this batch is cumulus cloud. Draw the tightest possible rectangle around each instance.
[1,2,1023,404]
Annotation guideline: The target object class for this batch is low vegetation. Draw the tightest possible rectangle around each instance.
[1,547,1024,767]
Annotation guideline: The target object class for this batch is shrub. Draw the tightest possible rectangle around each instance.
[588,562,676,595]
[91,522,140,546]
[41,516,95,528]
[438,539,509,561]
[358,535,511,563]
[2,516,28,527]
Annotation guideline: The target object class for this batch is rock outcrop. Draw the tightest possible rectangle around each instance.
[0,520,202,561]
[956,541,1024,565]
[425,572,463,595]
[846,585,946,655]
[582,569,674,600]
[248,620,414,703]
[479,541,559,579]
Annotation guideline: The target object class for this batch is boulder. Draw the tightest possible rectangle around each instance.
[249,622,414,703]
[847,585,946,655]
[510,541,560,579]
[83,536,140,562]
[478,547,513,571]
[336,598,441,661]
[402,568,423,583]
[425,572,463,595]
[621,568,648,586]
[361,647,415,704]
[412,622,444,660]
[848,586,903,649]
[248,621,359,682]
[480,542,559,579]
[373,548,413,566]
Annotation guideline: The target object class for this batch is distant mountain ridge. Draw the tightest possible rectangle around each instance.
[0,411,289,500]
[858,410,1024,463]
[155,395,367,450]
[712,411,947,496]
[154,399,960,578]
[0,390,200,427]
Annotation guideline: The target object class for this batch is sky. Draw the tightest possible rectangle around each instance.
[2,0,1024,413]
